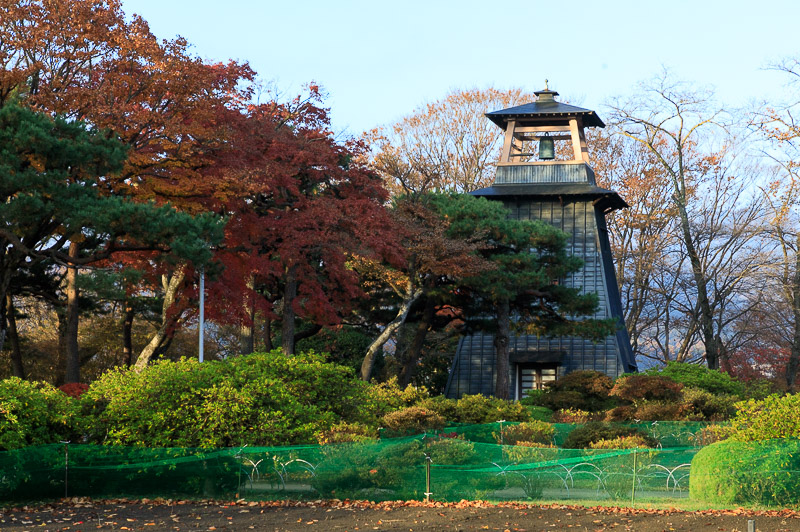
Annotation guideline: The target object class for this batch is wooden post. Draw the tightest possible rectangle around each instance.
[568,119,583,161]
[577,122,589,161]
[500,120,516,162]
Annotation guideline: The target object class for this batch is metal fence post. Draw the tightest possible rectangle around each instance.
[423,434,432,502]
[630,449,637,507]
[61,441,70,498]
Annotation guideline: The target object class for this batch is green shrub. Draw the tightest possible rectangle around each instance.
[381,407,445,435]
[633,401,686,421]
[503,441,557,464]
[741,378,782,400]
[544,370,614,411]
[589,435,654,449]
[0,378,79,450]
[690,439,800,506]
[724,393,800,442]
[538,390,585,411]
[610,374,683,405]
[316,422,377,444]
[362,377,430,419]
[645,362,744,397]
[82,350,383,447]
[296,325,374,373]
[562,422,657,449]
[418,394,530,425]
[680,387,738,421]
[519,388,547,406]
[312,437,490,501]
[417,395,459,421]
[692,425,730,447]
[525,405,554,422]
[312,442,385,498]
[495,421,554,445]
[603,406,635,422]
[445,394,530,424]
[551,408,591,423]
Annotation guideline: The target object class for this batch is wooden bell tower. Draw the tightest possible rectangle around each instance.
[444,85,637,400]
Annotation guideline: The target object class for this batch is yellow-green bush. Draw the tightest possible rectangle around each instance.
[644,362,744,397]
[503,441,557,463]
[316,422,378,444]
[589,435,654,449]
[552,407,591,423]
[419,394,530,424]
[494,421,554,446]
[381,407,445,435]
[724,393,800,441]
[562,422,657,449]
[0,378,78,450]
[680,387,738,421]
[82,350,383,448]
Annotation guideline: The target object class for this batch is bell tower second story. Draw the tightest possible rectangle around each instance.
[487,84,604,188]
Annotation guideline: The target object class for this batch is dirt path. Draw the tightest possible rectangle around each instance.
[2,498,799,532]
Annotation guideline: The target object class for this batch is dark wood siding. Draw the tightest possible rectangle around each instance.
[445,196,634,399]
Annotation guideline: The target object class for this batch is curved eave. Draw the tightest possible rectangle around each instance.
[486,112,605,130]
[485,101,606,129]
[470,184,629,213]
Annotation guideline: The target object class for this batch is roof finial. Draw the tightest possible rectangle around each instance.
[544,79,549,90]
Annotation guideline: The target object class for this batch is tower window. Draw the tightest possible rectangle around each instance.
[517,364,557,400]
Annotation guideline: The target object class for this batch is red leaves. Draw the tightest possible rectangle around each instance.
[57,382,89,399]
[204,97,400,331]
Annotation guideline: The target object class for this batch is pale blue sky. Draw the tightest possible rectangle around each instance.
[122,0,799,136]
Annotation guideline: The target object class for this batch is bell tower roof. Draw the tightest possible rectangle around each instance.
[486,90,605,129]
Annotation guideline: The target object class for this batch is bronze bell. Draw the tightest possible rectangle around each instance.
[538,134,555,160]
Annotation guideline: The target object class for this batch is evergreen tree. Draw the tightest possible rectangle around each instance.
[432,194,617,399]
[0,105,223,380]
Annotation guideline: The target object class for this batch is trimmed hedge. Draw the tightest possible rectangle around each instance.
[690,439,800,505]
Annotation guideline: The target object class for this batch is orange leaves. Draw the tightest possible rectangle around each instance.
[2,0,253,211]
[369,87,537,196]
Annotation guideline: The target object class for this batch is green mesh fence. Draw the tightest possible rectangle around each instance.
[391,420,715,448]
[1,422,788,506]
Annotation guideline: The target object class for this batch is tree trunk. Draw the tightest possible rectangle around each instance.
[263,314,273,351]
[361,284,423,381]
[718,335,732,374]
[294,324,322,346]
[64,241,81,383]
[6,295,25,379]
[134,269,186,371]
[675,196,719,369]
[0,275,7,356]
[787,240,800,391]
[54,304,67,385]
[122,298,134,367]
[281,265,298,355]
[493,297,511,400]
[398,296,436,388]
[240,274,256,355]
